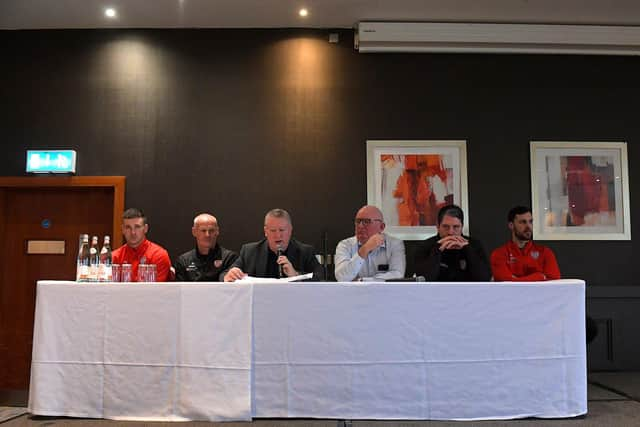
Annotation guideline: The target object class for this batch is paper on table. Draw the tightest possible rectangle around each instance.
[235,273,313,283]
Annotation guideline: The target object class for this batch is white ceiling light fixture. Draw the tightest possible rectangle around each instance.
[356,21,640,56]
[299,8,308,18]
[104,7,117,18]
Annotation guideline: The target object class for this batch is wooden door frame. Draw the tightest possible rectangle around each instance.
[0,176,125,240]
[0,176,124,396]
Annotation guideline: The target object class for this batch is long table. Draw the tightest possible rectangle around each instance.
[29,280,587,421]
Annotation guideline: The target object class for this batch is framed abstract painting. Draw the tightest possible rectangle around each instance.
[530,141,631,240]
[366,140,468,240]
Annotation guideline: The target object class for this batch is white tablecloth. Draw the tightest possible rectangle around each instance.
[29,280,586,421]
[28,282,253,421]
[252,282,586,420]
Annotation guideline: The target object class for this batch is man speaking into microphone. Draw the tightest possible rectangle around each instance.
[223,208,324,282]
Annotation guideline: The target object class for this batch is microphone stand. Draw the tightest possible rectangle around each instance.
[321,231,328,280]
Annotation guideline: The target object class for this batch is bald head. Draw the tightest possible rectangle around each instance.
[357,205,384,221]
[354,205,385,244]
[193,213,218,227]
[192,213,220,254]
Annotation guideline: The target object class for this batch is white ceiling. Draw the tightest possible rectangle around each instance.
[2,0,640,30]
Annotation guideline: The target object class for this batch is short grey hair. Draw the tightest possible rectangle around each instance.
[264,208,292,226]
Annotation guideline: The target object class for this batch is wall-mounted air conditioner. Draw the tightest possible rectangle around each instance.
[356,21,640,55]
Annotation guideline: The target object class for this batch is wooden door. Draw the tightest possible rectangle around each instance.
[0,177,124,392]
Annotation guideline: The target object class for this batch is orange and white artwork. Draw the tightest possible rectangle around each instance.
[367,141,468,240]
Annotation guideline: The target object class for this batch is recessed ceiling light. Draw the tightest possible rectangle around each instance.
[299,8,308,17]
[105,8,117,18]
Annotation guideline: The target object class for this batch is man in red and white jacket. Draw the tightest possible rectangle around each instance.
[490,205,598,344]
[112,207,171,282]
[490,206,560,281]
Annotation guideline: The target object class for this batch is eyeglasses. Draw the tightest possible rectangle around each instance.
[355,218,383,226]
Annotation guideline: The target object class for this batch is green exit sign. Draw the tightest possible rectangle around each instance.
[26,150,77,174]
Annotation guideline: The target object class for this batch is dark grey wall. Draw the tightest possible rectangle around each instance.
[587,287,640,370]
[1,29,637,286]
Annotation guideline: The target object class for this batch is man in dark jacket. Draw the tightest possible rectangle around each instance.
[223,208,323,282]
[174,213,238,282]
[413,204,491,281]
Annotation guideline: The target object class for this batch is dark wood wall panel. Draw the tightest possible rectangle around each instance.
[0,29,637,286]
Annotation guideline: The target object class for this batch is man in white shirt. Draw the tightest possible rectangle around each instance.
[334,205,406,281]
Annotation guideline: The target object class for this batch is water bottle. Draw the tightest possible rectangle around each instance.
[98,235,112,282]
[88,236,100,282]
[76,234,90,282]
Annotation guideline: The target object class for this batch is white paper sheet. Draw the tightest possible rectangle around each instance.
[235,273,313,283]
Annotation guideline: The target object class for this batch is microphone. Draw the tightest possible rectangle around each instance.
[276,244,285,278]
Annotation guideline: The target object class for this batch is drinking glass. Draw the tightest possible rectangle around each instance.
[121,264,132,282]
[112,264,122,282]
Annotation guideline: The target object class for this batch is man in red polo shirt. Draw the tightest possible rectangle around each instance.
[112,208,171,282]
[491,206,560,281]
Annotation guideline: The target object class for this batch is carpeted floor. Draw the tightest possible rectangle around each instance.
[0,406,28,423]
[2,373,640,426]
[590,372,640,401]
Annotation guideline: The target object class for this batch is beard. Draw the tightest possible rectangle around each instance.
[515,229,532,241]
